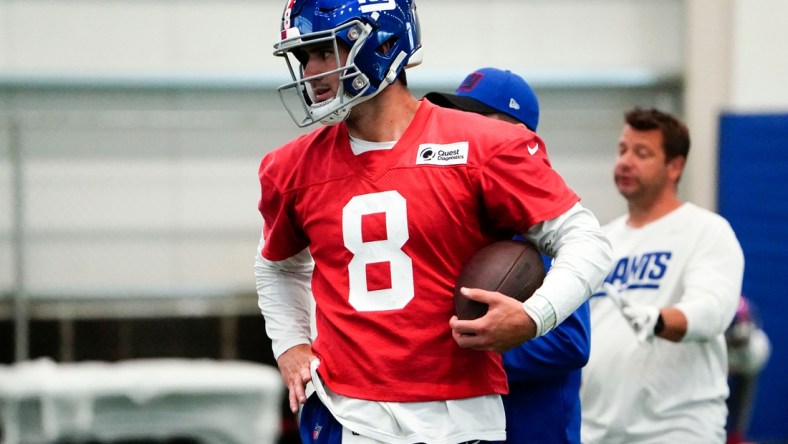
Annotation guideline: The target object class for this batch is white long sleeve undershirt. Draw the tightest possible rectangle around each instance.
[254,235,314,360]
[522,202,613,336]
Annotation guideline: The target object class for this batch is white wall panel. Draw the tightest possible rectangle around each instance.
[0,0,282,76]
[417,0,682,74]
[4,2,173,73]
[0,3,9,69]
[730,0,788,110]
[0,0,682,84]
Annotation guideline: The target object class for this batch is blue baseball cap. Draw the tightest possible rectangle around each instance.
[424,67,540,131]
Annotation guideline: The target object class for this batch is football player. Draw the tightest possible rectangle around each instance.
[255,1,612,442]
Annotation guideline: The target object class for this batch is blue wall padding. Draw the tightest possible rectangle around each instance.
[718,112,788,441]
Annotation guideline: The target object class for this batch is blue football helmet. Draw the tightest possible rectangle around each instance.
[274,0,423,127]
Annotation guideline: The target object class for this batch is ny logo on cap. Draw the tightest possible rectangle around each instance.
[457,72,484,92]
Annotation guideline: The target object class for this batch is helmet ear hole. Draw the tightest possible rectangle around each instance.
[376,38,397,56]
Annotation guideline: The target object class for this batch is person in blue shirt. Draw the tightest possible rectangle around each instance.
[425,68,590,444]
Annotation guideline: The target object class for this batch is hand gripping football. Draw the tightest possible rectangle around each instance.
[454,239,546,320]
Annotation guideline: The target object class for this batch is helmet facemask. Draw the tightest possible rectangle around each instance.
[275,21,374,127]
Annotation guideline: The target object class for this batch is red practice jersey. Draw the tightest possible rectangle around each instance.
[258,100,579,402]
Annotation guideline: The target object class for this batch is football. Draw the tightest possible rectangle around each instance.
[454,239,546,320]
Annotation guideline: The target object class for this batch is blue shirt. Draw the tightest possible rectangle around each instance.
[502,259,590,444]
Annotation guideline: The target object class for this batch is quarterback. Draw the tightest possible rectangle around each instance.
[255,0,612,442]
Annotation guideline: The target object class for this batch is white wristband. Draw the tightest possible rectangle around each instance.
[523,293,557,338]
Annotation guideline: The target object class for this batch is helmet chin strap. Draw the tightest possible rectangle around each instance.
[312,92,352,126]
[319,106,351,126]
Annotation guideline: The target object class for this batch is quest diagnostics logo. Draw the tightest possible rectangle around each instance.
[416,142,469,166]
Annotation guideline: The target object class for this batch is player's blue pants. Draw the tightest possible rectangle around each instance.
[300,393,345,443]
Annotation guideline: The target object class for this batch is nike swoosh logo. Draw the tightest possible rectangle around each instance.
[527,144,539,155]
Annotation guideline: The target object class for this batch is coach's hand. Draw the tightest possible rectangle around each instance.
[450,287,537,353]
[604,283,659,343]
[621,303,660,343]
[277,343,318,413]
